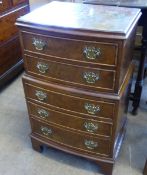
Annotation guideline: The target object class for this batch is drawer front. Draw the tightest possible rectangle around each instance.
[0,5,29,43]
[22,32,118,66]
[28,101,112,137]
[31,118,111,157]
[23,79,115,120]
[24,55,115,91]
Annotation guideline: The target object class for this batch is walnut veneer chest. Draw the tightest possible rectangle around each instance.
[16,2,141,175]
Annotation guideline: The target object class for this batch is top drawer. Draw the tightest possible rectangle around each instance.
[21,32,118,66]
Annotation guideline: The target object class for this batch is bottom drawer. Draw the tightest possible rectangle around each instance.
[31,118,111,157]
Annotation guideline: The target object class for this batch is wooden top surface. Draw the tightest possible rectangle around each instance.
[16,1,141,38]
[83,0,147,9]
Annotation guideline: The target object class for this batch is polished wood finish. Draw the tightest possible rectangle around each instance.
[19,23,139,94]
[22,31,118,66]
[22,24,137,93]
[0,5,28,43]
[23,77,115,120]
[27,101,113,137]
[16,2,141,175]
[31,117,111,156]
[0,0,29,88]
[24,54,116,92]
[83,0,147,115]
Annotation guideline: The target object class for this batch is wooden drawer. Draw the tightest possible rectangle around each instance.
[23,77,115,120]
[21,32,118,66]
[0,4,29,43]
[24,54,116,92]
[31,118,111,157]
[28,101,113,137]
[12,0,26,6]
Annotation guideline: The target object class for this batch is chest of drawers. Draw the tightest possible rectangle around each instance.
[0,0,29,87]
[16,2,141,175]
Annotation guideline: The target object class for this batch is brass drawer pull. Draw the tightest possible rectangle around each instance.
[41,126,52,136]
[84,122,98,133]
[37,62,49,74]
[37,108,49,119]
[83,46,101,60]
[32,38,46,51]
[35,90,47,101]
[84,103,100,115]
[83,72,99,84]
[84,140,98,149]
